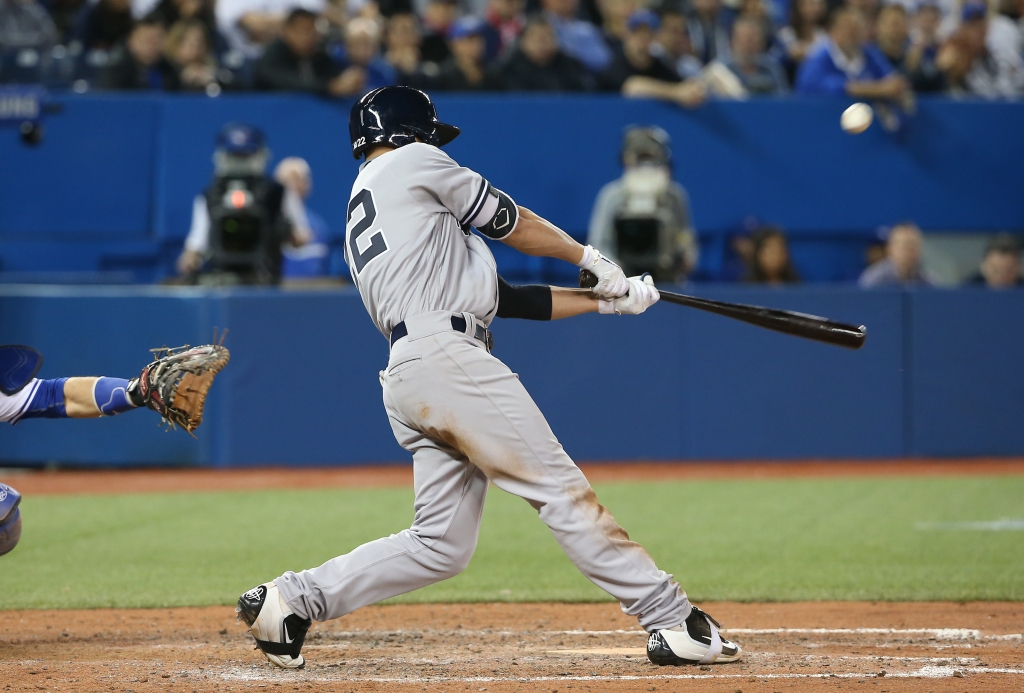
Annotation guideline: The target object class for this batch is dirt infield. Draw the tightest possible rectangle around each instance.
[3,458,1023,496]
[3,462,1022,691]
[2,602,1022,692]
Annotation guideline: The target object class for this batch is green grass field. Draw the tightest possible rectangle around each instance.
[3,475,1023,609]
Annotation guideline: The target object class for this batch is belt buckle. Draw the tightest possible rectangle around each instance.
[476,325,494,352]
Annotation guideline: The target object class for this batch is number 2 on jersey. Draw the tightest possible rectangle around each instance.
[347,189,388,274]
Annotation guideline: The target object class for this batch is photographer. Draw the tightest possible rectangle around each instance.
[586,126,698,283]
[176,123,311,285]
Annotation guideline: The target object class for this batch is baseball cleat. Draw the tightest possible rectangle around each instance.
[646,605,741,665]
[236,582,311,669]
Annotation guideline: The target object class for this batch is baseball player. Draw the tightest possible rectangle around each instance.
[237,86,741,669]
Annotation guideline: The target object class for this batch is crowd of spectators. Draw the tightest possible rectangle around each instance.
[1,0,1021,98]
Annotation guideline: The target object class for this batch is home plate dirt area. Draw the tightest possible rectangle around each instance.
[2,602,1022,692]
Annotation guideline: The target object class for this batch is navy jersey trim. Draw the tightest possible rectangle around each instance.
[461,179,490,226]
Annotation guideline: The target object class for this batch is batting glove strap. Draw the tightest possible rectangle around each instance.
[578,245,629,299]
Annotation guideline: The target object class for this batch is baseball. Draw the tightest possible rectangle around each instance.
[841,102,873,134]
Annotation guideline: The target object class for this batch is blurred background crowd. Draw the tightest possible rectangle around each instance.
[1,0,1022,99]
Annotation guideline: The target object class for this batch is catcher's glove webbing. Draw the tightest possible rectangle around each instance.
[128,336,230,436]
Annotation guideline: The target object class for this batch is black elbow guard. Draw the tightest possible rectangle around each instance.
[477,187,519,240]
[496,275,552,320]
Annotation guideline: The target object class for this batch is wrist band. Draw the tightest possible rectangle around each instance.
[576,245,596,268]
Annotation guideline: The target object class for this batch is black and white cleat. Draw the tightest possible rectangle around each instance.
[236,582,311,669]
[646,605,742,666]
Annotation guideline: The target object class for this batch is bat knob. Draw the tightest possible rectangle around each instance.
[579,269,598,289]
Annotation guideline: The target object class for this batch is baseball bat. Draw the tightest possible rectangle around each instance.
[579,270,867,350]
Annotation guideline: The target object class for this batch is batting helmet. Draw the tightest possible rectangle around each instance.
[0,483,22,557]
[349,86,460,160]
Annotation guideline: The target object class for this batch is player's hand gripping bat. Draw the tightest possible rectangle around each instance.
[579,270,867,350]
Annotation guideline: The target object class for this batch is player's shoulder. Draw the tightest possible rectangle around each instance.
[390,142,458,169]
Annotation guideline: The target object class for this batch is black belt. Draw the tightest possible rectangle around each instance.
[390,315,493,352]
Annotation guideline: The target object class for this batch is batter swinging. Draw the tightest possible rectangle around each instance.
[237,86,741,669]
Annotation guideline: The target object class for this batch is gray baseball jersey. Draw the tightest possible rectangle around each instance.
[343,142,513,338]
[277,142,690,635]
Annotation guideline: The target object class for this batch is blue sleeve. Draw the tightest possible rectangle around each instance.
[795,51,849,95]
[366,58,397,91]
[862,45,894,79]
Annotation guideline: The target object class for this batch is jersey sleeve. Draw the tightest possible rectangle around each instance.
[397,143,494,228]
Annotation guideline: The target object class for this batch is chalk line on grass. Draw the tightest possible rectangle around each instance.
[916,519,1024,530]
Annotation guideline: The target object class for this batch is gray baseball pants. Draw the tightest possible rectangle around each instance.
[277,311,690,632]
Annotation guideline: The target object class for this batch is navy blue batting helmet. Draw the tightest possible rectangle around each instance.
[216,123,266,155]
[349,87,460,160]
[0,483,22,557]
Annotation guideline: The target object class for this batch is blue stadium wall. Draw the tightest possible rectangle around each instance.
[0,94,1022,282]
[2,285,1023,466]
[1,94,1022,466]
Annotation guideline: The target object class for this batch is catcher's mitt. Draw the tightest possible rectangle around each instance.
[129,340,230,436]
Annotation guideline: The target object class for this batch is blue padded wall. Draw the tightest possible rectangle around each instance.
[908,289,1024,457]
[1,285,1020,466]
[0,97,159,237]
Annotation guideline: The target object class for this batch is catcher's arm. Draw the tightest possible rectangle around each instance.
[130,342,230,436]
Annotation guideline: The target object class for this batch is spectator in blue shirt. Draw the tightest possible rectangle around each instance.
[796,7,910,101]
[541,0,613,72]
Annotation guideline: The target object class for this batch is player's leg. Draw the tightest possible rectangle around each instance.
[238,365,489,667]
[276,440,488,621]
[386,331,738,662]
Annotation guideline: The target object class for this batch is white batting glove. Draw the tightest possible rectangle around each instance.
[599,275,660,315]
[578,245,628,299]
